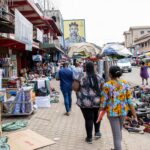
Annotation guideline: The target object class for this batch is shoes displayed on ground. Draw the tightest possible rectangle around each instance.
[64,112,70,116]
[95,132,102,139]
[85,137,92,144]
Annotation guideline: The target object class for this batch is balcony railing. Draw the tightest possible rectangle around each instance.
[40,37,60,49]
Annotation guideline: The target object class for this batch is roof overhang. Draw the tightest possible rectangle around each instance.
[8,0,62,36]
[0,37,25,50]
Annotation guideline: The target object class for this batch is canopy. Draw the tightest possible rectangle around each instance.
[68,42,102,58]
[101,43,133,57]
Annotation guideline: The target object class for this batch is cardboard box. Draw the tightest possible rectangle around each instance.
[7,129,55,150]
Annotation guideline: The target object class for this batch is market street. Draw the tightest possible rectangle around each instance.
[3,78,149,150]
[1,1,150,150]
[31,79,150,150]
[122,66,141,85]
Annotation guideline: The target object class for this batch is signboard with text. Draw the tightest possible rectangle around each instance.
[15,9,33,51]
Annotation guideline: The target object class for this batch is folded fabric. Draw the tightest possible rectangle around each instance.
[2,121,27,132]
[0,137,10,150]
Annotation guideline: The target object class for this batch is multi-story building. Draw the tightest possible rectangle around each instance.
[43,9,64,48]
[124,26,150,55]
[124,26,150,48]
[134,34,150,53]
[123,31,132,48]
[0,0,62,77]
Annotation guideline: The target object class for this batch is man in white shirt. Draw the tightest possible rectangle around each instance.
[73,62,83,80]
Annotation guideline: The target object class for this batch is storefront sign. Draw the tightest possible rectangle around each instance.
[15,9,33,51]
[37,28,43,43]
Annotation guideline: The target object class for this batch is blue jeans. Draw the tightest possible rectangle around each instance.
[62,90,72,112]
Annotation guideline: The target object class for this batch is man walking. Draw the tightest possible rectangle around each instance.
[58,62,73,116]
[73,62,84,80]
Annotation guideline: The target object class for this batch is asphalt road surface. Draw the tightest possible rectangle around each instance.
[122,66,150,86]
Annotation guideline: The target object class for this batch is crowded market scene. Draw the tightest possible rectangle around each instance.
[0,0,150,150]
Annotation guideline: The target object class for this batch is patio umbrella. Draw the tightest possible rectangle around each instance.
[101,43,132,57]
[145,52,150,56]
[68,42,102,58]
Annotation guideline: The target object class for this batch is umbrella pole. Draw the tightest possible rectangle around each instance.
[104,57,110,82]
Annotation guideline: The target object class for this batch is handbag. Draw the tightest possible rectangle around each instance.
[72,80,80,92]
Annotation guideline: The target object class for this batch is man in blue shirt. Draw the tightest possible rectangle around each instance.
[58,62,73,116]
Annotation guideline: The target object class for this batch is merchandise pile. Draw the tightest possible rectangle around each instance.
[2,87,34,116]
[124,85,150,134]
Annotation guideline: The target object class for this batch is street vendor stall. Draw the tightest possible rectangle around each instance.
[124,85,150,134]
[2,86,34,116]
[32,78,51,108]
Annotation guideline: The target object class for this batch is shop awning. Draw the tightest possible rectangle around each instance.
[0,36,45,51]
[0,37,25,50]
[8,0,62,36]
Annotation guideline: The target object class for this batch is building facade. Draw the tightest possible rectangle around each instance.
[124,26,150,47]
[134,34,150,53]
[0,0,62,77]
[124,26,150,54]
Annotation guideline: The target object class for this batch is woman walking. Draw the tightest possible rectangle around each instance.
[76,61,104,144]
[100,66,137,150]
[140,61,149,85]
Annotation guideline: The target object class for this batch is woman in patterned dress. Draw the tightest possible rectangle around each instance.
[100,66,137,150]
[76,61,104,144]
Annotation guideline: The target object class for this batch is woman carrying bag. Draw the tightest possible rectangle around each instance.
[76,61,104,144]
[98,66,137,150]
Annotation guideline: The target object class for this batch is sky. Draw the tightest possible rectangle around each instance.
[43,0,150,46]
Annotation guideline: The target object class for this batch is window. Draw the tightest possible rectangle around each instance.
[141,31,144,34]
[148,31,150,33]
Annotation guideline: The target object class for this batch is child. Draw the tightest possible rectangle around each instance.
[140,61,149,85]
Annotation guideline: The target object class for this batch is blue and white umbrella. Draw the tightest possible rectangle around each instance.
[101,43,132,57]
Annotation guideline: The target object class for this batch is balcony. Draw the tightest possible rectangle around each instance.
[40,37,58,48]
[0,7,14,33]
[40,37,64,53]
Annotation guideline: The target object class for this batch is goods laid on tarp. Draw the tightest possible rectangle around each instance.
[50,88,59,103]
[124,86,150,134]
[2,87,34,116]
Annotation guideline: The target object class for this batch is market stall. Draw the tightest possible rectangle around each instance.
[2,86,34,116]
[124,85,150,134]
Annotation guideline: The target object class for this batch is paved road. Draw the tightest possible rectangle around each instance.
[122,66,150,86]
[122,67,140,85]
[3,74,150,150]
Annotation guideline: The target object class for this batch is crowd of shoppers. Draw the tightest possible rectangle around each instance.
[56,60,137,150]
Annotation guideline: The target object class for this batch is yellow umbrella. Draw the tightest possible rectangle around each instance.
[145,52,150,56]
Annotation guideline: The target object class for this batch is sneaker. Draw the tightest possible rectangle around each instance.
[95,132,102,139]
[85,137,92,144]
